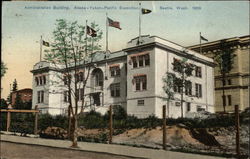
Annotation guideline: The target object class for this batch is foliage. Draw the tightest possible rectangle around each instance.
[162,72,175,102]
[214,40,236,74]
[12,79,18,92]
[0,99,8,109]
[43,19,103,146]
[1,61,7,78]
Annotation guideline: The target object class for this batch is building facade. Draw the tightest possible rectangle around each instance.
[11,88,32,106]
[31,36,215,118]
[188,35,250,113]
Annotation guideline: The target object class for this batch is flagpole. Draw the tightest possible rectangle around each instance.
[138,2,142,45]
[105,13,108,80]
[199,32,202,54]
[106,12,108,53]
[40,35,42,61]
[85,20,88,55]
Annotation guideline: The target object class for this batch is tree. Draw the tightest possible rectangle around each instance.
[214,40,236,113]
[1,61,7,78]
[44,19,103,147]
[12,79,18,92]
[13,93,24,109]
[166,58,194,118]
[162,72,175,117]
[0,98,8,109]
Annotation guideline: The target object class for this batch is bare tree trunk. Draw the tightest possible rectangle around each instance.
[71,116,78,148]
[222,72,226,113]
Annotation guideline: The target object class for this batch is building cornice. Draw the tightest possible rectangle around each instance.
[215,85,249,90]
[215,73,250,79]
[123,42,216,67]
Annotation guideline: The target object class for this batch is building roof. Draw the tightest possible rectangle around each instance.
[12,88,32,94]
[188,35,250,52]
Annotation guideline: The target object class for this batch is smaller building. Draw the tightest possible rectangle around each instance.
[11,88,33,105]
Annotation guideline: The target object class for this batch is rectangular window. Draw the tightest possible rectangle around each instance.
[79,72,84,82]
[110,83,120,97]
[137,100,144,106]
[197,105,204,112]
[64,91,69,102]
[195,66,202,78]
[110,66,120,77]
[185,81,192,96]
[228,79,232,85]
[187,102,191,112]
[222,95,226,106]
[227,95,232,106]
[195,83,202,98]
[43,76,46,85]
[37,91,40,103]
[144,54,150,66]
[37,91,44,103]
[39,77,43,85]
[132,57,137,68]
[35,77,39,86]
[138,56,144,67]
[134,75,147,91]
[41,91,44,103]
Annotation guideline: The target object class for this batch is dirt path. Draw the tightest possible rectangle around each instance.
[0,141,143,159]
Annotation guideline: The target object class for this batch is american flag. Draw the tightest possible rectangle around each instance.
[107,17,121,30]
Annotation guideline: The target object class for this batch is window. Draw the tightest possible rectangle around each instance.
[227,95,232,106]
[195,83,202,98]
[64,91,69,102]
[196,105,205,112]
[138,56,144,67]
[110,83,120,97]
[131,54,150,68]
[228,79,232,85]
[186,102,191,112]
[110,66,120,77]
[185,81,192,96]
[43,76,46,85]
[39,76,43,85]
[132,57,138,68]
[134,75,147,91]
[137,100,144,106]
[63,75,71,85]
[79,72,84,82]
[145,54,150,66]
[222,95,226,106]
[173,78,182,93]
[195,66,202,78]
[173,58,182,73]
[95,73,103,87]
[35,77,39,86]
[37,90,44,103]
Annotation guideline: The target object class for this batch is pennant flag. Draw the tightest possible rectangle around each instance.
[141,8,152,14]
[87,26,97,37]
[42,40,50,47]
[107,17,122,30]
[200,35,208,41]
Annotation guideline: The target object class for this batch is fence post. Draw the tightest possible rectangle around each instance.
[235,105,240,158]
[34,105,38,135]
[163,105,166,150]
[109,105,113,144]
[6,111,11,132]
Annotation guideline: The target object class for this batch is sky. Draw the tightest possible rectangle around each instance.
[1,1,249,99]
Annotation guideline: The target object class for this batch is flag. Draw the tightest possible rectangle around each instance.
[42,40,50,47]
[141,8,152,14]
[200,35,208,41]
[87,26,97,37]
[107,17,121,30]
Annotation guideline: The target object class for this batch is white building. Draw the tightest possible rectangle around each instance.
[31,35,215,118]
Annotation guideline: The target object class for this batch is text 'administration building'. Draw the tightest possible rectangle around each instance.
[31,36,215,118]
